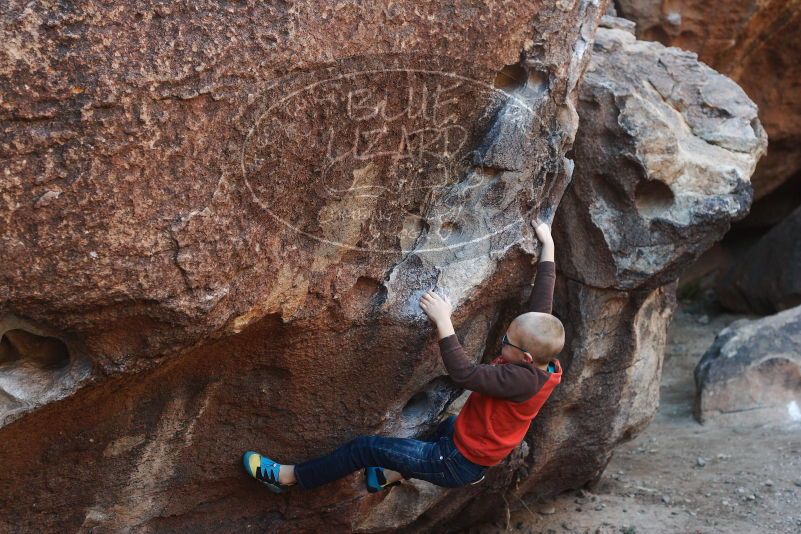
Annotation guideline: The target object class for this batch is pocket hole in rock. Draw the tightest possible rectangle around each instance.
[402,391,430,420]
[0,320,91,427]
[642,25,672,47]
[634,179,674,217]
[438,221,462,242]
[592,174,630,211]
[0,329,70,370]
[526,69,549,94]
[494,64,527,90]
[475,166,501,177]
[493,64,548,95]
[400,376,460,436]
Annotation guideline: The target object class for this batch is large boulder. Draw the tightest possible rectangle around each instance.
[0,1,608,532]
[694,304,801,425]
[556,17,766,292]
[0,6,767,534]
[524,16,766,500]
[716,205,801,314]
[616,0,801,200]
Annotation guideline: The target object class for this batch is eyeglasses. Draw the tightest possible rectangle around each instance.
[501,333,529,355]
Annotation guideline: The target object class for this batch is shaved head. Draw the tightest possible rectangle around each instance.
[506,312,565,365]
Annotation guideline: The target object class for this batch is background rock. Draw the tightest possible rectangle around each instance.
[628,0,801,308]
[615,0,801,200]
[694,304,801,425]
[716,205,801,314]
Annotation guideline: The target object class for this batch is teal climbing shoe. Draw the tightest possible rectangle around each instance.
[365,466,402,493]
[243,451,289,493]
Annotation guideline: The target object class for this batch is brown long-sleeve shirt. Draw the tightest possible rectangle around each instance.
[438,261,557,403]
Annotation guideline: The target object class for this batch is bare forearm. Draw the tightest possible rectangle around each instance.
[539,236,555,262]
[435,317,456,340]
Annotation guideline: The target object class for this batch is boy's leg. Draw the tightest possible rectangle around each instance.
[293,434,449,490]
[378,415,458,484]
[426,414,457,443]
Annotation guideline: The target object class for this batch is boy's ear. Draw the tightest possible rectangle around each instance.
[523,352,534,364]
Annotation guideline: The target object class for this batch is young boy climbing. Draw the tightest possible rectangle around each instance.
[243,220,565,493]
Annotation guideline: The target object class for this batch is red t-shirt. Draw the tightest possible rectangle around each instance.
[436,260,561,466]
[453,357,562,466]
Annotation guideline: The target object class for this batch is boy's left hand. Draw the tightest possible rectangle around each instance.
[420,290,452,326]
[531,217,553,243]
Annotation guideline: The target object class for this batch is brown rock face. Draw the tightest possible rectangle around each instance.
[1,1,608,531]
[0,4,767,533]
[616,0,801,199]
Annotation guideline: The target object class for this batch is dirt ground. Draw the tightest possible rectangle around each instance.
[467,299,801,534]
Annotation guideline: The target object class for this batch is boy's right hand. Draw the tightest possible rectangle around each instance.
[419,290,452,326]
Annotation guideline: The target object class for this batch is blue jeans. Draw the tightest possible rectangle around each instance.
[294,415,487,490]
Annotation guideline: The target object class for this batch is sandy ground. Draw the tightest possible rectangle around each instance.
[467,300,801,534]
